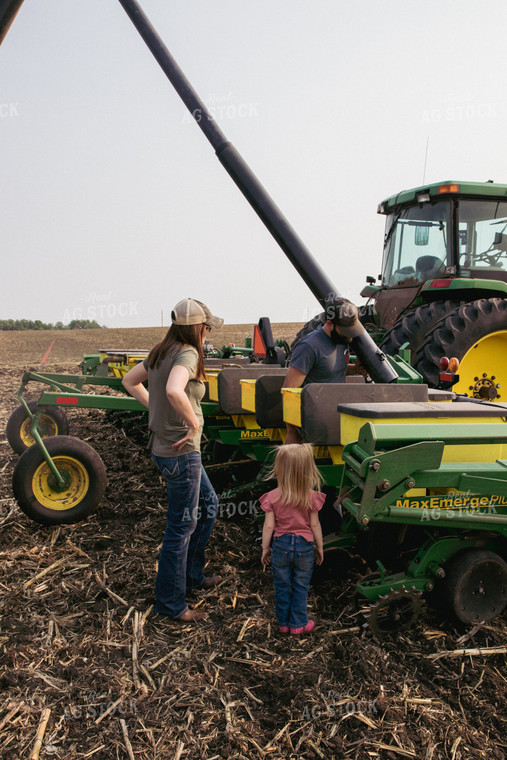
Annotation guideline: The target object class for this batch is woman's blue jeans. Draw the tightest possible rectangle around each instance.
[271,534,314,629]
[152,451,218,619]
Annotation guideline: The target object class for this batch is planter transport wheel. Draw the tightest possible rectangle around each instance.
[365,589,423,636]
[12,436,107,525]
[443,549,507,624]
[7,400,69,455]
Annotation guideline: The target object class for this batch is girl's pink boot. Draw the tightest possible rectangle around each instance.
[290,620,315,635]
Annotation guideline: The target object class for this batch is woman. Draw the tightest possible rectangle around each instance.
[122,298,223,621]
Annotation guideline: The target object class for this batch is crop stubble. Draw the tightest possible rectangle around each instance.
[0,330,506,759]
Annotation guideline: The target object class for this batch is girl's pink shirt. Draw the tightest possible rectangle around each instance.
[259,487,325,542]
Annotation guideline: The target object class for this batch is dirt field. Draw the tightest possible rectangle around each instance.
[1,330,506,760]
[0,323,304,367]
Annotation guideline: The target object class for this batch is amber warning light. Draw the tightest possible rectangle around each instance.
[439,356,460,387]
[438,184,459,194]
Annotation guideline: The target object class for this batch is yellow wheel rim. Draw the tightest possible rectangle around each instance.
[453,330,507,401]
[20,413,58,448]
[32,456,89,511]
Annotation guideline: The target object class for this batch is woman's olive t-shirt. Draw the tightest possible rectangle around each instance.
[143,345,205,457]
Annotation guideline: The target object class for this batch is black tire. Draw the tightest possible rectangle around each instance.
[6,400,69,455]
[12,436,107,525]
[289,312,326,353]
[379,300,463,357]
[443,549,507,624]
[413,298,507,390]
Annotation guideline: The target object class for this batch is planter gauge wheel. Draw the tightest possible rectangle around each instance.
[443,549,507,624]
[7,400,69,454]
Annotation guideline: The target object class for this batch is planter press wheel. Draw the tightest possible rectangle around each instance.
[379,300,463,357]
[443,549,507,624]
[413,298,507,399]
[12,436,107,526]
[6,400,69,455]
[365,589,423,637]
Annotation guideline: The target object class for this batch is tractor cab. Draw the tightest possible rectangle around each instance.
[368,181,507,328]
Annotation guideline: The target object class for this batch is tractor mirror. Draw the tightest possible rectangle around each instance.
[415,226,429,246]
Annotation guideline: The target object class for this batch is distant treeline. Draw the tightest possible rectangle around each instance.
[0,319,103,331]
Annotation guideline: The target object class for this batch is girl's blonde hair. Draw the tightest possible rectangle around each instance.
[270,443,323,511]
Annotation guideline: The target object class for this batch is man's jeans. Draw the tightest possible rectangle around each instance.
[152,451,218,619]
[271,534,314,629]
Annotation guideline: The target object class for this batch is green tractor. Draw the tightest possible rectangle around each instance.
[361,181,507,399]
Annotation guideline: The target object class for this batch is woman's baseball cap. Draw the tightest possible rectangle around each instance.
[171,298,224,329]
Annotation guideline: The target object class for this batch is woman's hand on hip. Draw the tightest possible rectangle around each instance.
[171,423,200,451]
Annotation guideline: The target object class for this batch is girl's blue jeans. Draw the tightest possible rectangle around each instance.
[152,451,218,619]
[271,534,314,629]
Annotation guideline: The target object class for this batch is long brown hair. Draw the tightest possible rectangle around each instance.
[267,444,323,511]
[147,323,206,380]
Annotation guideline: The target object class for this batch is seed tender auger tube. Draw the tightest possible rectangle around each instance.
[115,0,398,385]
[0,0,23,44]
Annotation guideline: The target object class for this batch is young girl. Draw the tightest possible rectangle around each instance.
[260,444,325,635]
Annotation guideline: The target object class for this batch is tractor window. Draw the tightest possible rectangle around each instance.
[382,202,450,287]
[458,200,507,273]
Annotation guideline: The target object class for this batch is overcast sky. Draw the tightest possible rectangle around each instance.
[2,0,507,327]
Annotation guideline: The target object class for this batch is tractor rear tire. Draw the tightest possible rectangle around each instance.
[7,400,70,455]
[413,298,507,396]
[443,549,507,624]
[379,300,463,357]
[13,436,107,525]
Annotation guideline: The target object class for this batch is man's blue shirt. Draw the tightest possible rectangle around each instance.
[289,326,347,385]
